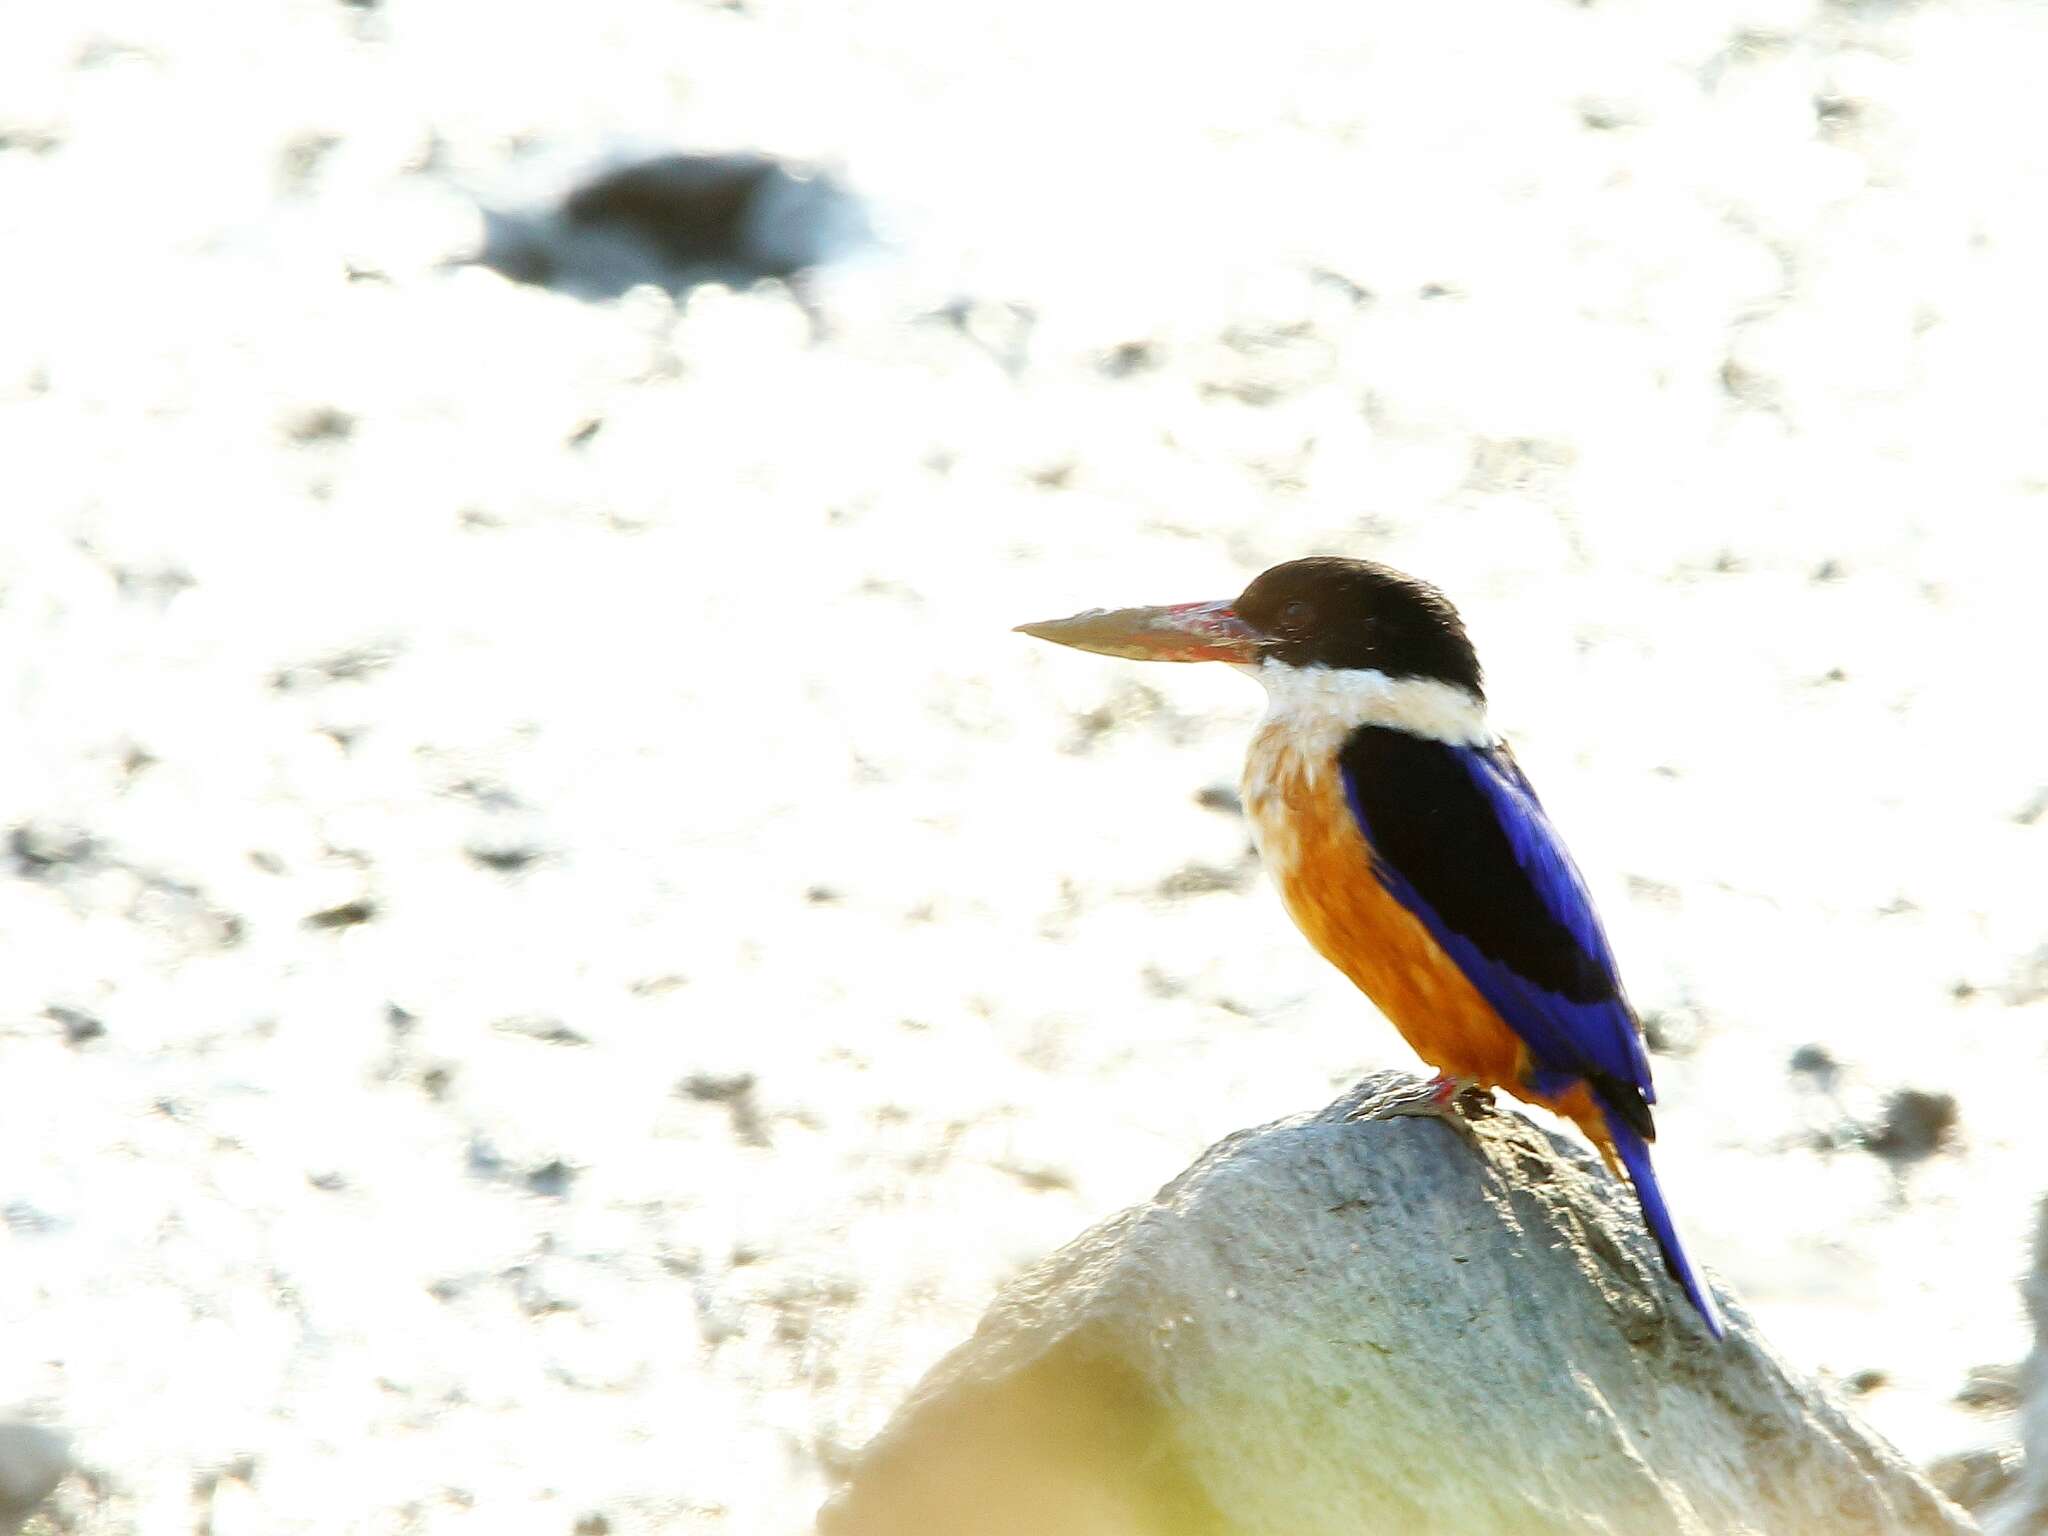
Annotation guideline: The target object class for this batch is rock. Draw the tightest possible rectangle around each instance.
[1960,1366,2025,1414]
[1986,1196,2048,1536]
[0,1421,71,1534]
[478,151,867,299]
[1867,1089,1961,1161]
[1934,1448,2021,1514]
[821,1073,1972,1536]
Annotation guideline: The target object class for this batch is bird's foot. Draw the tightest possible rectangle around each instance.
[1348,1073,1494,1129]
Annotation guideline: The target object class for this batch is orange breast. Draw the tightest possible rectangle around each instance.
[1241,722,1530,1089]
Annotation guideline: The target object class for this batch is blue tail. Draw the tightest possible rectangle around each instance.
[1605,1114,1726,1341]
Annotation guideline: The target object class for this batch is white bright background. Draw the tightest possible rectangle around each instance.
[1,0,2045,1530]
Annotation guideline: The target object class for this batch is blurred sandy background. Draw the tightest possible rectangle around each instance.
[1,0,2045,1529]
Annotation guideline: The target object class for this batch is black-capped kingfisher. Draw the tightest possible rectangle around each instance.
[1018,556,1725,1339]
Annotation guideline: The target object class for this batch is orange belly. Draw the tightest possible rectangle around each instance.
[1241,723,1611,1150]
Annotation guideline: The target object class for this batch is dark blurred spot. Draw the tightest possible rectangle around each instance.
[1843,1367,1888,1394]
[999,1162,1074,1193]
[479,151,866,302]
[1640,1008,1702,1056]
[567,154,775,262]
[305,899,377,930]
[1788,1043,1839,1086]
[272,642,399,691]
[1194,784,1242,816]
[526,1159,576,1198]
[1309,267,1373,305]
[1863,1088,1957,1160]
[1577,100,1637,131]
[10,824,98,878]
[306,1169,347,1192]
[493,1015,587,1047]
[805,885,842,905]
[682,1071,769,1147]
[566,418,603,449]
[1814,94,1861,141]
[1928,1447,2019,1512]
[284,405,355,444]
[466,844,542,874]
[1811,558,1844,583]
[47,1005,105,1045]
[1098,341,1160,378]
[386,1003,417,1034]
[574,1516,611,1536]
[1956,1365,2022,1412]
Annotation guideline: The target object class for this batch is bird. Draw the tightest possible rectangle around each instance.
[1017,556,1725,1340]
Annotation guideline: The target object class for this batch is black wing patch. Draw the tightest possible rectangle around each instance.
[1337,727,1617,1005]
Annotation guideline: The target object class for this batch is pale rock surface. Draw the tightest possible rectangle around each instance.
[823,1074,1973,1536]
[0,1421,70,1534]
[1986,1199,2048,1536]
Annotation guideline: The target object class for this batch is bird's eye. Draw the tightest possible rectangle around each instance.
[1278,598,1314,632]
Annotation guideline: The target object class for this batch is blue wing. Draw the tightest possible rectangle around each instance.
[1337,728,1654,1103]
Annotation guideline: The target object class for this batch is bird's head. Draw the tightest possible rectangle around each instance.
[1017,556,1484,703]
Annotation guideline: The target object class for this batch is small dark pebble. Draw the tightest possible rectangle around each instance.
[1927,1446,2019,1511]
[574,1517,611,1536]
[681,1072,769,1147]
[1194,784,1243,815]
[47,1005,105,1045]
[305,899,377,930]
[682,1072,756,1104]
[1956,1364,2022,1412]
[306,1170,346,1192]
[1788,1044,1839,1082]
[284,405,356,444]
[1098,340,1160,377]
[1843,1367,1888,1395]
[526,1160,576,1198]
[1864,1088,1959,1159]
[9,824,97,878]
[466,845,541,874]
[999,1162,1075,1193]
[805,884,842,905]
[493,1015,587,1047]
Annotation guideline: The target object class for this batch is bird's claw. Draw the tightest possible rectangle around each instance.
[1347,1075,1494,1130]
